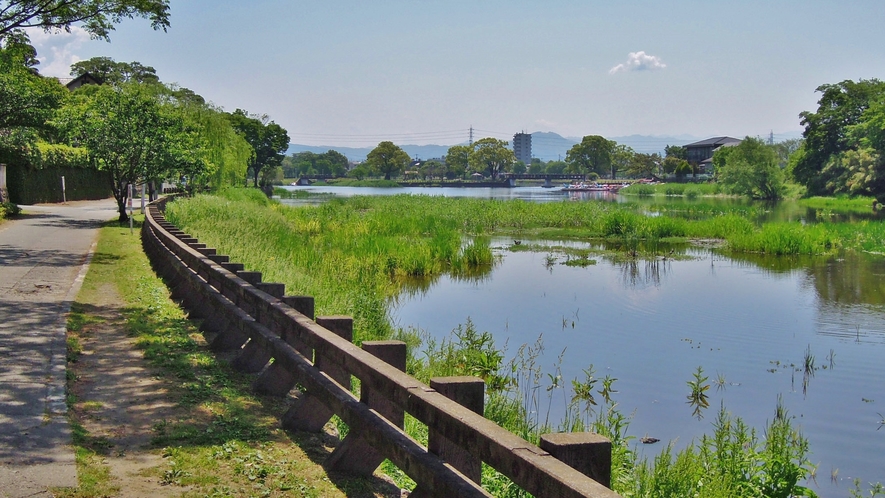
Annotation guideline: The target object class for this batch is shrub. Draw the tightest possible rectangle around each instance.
[1,201,21,218]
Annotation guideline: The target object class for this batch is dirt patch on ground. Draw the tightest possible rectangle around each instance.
[68,282,186,497]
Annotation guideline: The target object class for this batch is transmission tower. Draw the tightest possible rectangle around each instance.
[469,126,474,146]
[768,130,774,145]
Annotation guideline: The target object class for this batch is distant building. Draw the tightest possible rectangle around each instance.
[513,132,532,164]
[684,136,742,173]
[57,73,103,91]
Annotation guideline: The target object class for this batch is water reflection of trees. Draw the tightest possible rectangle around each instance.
[393,265,496,300]
[725,251,885,306]
[726,251,885,343]
[617,259,670,288]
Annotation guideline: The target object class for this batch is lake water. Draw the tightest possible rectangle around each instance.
[282,186,885,496]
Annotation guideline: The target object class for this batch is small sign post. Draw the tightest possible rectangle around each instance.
[61,176,66,204]
[140,183,146,214]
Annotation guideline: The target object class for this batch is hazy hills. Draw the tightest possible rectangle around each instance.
[288,131,802,162]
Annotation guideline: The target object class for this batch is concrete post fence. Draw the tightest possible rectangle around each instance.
[142,198,621,498]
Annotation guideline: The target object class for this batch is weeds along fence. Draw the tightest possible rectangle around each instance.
[142,198,621,498]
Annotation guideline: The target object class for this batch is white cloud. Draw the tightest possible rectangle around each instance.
[25,26,91,78]
[608,51,667,75]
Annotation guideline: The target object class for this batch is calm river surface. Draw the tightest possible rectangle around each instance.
[283,186,885,496]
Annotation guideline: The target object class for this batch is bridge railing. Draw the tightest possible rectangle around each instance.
[141,198,621,498]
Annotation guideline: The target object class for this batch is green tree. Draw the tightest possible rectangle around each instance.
[445,144,471,179]
[664,144,688,160]
[347,163,369,180]
[771,138,804,169]
[70,56,159,84]
[716,137,785,200]
[0,32,65,153]
[626,152,661,178]
[511,160,527,175]
[545,160,567,174]
[528,158,544,174]
[794,79,885,194]
[0,0,170,41]
[469,137,514,180]
[662,156,689,176]
[323,150,349,177]
[57,83,190,221]
[173,99,250,191]
[227,109,290,187]
[419,159,445,180]
[566,135,614,177]
[610,143,634,179]
[367,141,410,180]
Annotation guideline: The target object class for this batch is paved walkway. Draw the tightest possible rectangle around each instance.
[0,199,119,497]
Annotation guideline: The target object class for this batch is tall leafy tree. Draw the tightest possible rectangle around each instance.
[566,135,614,177]
[444,144,470,179]
[173,99,250,191]
[626,152,662,178]
[0,0,170,41]
[367,141,410,180]
[70,56,159,84]
[0,32,65,152]
[664,144,688,160]
[57,83,189,222]
[794,79,885,194]
[227,109,290,187]
[715,137,785,200]
[469,137,514,180]
[610,143,634,179]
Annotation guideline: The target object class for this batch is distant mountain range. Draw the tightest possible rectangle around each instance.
[288,130,803,163]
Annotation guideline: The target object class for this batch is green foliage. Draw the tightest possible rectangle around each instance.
[283,150,348,178]
[566,135,615,177]
[0,33,67,153]
[626,152,662,178]
[795,79,885,195]
[686,366,710,419]
[226,109,290,187]
[624,404,818,498]
[56,83,188,220]
[163,194,885,496]
[0,201,21,218]
[716,137,786,200]
[0,0,170,41]
[366,141,410,181]
[176,101,251,190]
[70,56,160,85]
[445,144,471,179]
[470,137,515,180]
[665,144,688,160]
[27,142,90,169]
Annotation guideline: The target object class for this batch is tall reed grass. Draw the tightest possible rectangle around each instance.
[163,190,878,496]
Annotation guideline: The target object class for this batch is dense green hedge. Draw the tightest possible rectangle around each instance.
[2,143,112,204]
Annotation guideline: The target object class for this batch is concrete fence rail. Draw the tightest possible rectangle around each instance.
[141,198,621,498]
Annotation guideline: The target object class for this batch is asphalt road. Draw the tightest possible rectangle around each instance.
[0,199,119,497]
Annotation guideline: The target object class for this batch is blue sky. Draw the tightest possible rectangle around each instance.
[27,1,885,147]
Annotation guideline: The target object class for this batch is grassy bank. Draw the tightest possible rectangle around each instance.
[162,190,884,496]
[62,217,396,497]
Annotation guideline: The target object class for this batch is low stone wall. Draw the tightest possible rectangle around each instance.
[141,198,620,498]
